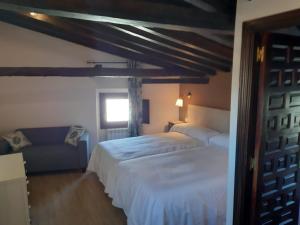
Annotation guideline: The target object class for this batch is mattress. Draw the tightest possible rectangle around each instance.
[87,132,203,187]
[108,146,228,225]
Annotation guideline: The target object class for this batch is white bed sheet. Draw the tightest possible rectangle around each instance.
[87,132,203,187]
[108,146,228,225]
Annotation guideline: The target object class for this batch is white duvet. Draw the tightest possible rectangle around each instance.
[87,132,203,186]
[108,146,228,225]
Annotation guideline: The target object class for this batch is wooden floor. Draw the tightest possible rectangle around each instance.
[28,172,127,225]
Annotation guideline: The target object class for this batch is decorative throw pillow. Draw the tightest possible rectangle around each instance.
[65,126,86,146]
[2,131,32,152]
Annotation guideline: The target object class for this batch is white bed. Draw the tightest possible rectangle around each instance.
[107,145,228,225]
[87,129,213,187]
[88,105,230,225]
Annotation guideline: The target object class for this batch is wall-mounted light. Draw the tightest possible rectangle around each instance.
[30,12,37,16]
[187,92,192,99]
[175,98,183,107]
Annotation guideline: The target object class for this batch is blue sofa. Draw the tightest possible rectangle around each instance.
[0,126,89,174]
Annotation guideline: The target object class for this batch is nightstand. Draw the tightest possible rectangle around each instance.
[0,153,30,225]
[168,120,185,131]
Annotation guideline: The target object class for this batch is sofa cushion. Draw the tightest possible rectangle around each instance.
[0,138,11,155]
[20,144,80,173]
[18,127,69,145]
[20,144,76,152]
[2,131,32,151]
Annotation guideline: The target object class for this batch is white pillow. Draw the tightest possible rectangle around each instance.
[170,123,193,134]
[209,134,229,149]
[170,123,220,144]
[65,126,86,146]
[2,131,32,151]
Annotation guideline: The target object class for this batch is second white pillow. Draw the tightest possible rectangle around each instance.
[170,123,220,144]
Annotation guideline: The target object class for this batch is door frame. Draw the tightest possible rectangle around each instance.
[234,8,300,225]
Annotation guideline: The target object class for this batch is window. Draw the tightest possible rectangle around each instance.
[99,93,129,129]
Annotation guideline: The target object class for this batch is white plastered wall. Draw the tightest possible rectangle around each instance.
[0,21,179,148]
[142,84,180,134]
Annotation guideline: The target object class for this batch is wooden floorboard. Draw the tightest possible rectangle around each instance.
[28,172,127,225]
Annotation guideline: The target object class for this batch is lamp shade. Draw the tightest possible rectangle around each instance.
[175,98,183,107]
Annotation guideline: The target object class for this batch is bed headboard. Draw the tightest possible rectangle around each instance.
[186,105,230,133]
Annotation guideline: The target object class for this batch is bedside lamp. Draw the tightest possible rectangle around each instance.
[175,98,183,107]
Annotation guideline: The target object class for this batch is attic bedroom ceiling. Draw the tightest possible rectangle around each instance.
[0,0,236,83]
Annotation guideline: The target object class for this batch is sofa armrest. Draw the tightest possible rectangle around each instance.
[77,132,90,169]
[0,138,11,155]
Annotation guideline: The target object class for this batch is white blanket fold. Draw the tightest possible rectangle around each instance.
[87,132,203,186]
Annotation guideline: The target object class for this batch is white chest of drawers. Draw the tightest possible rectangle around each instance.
[0,153,30,225]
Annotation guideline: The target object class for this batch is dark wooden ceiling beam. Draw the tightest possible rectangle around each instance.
[112,24,232,66]
[0,0,233,32]
[142,78,209,84]
[104,23,231,71]
[0,11,207,76]
[184,0,229,12]
[134,26,234,61]
[62,20,216,74]
[183,0,218,12]
[31,15,215,74]
[0,67,206,77]
[184,0,236,22]
[69,20,227,73]
[152,28,233,60]
[101,68,203,77]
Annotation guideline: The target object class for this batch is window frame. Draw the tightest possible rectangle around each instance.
[99,93,129,129]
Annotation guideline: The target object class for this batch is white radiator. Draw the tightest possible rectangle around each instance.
[99,128,129,141]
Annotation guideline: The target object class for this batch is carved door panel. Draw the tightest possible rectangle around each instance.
[252,33,300,225]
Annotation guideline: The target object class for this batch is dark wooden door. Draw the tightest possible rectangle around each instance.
[252,33,300,225]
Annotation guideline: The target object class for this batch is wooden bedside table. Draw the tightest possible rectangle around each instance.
[168,120,185,131]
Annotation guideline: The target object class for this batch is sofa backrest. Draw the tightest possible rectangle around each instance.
[18,127,70,145]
